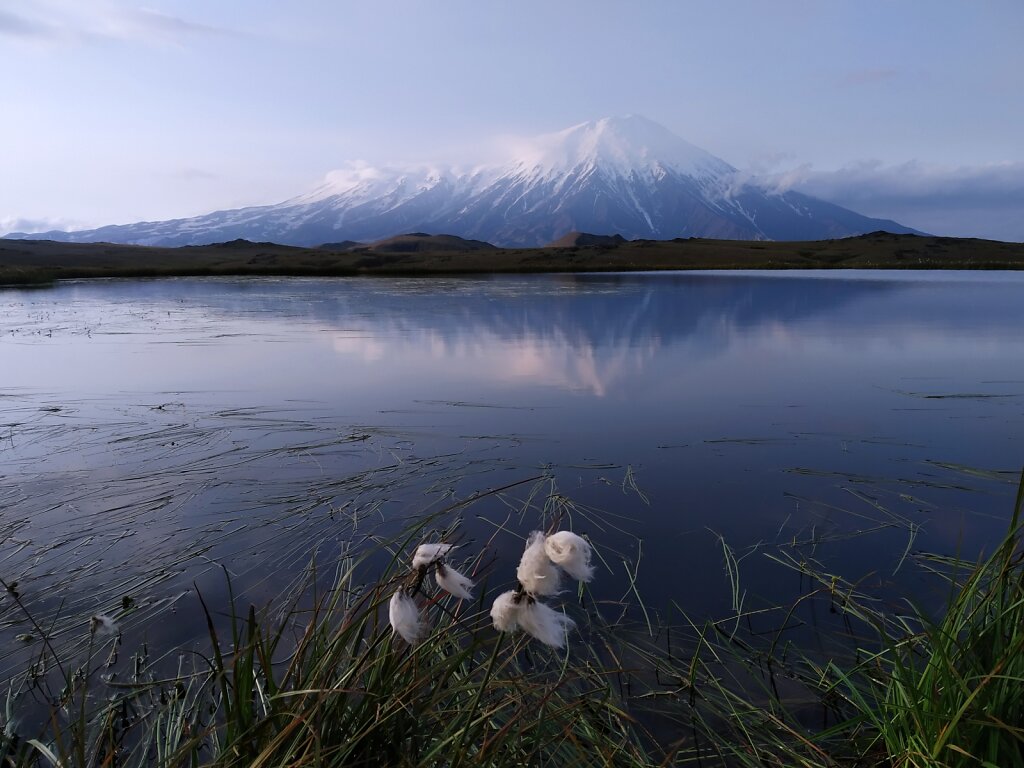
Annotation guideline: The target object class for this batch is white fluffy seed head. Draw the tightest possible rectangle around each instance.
[490,590,523,633]
[518,600,576,649]
[516,531,562,596]
[544,531,595,582]
[90,614,119,636]
[435,563,474,600]
[412,543,454,569]
[388,590,424,644]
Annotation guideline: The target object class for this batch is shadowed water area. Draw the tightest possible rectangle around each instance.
[1,271,1023,692]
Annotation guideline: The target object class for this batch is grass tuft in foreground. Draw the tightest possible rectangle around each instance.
[834,469,1024,766]
[2,487,655,768]
[3,472,1024,766]
[647,468,1024,767]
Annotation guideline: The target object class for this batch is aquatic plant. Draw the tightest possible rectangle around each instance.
[411,542,454,569]
[515,599,577,650]
[387,526,595,651]
[630,468,1024,767]
[88,614,119,637]
[830,471,1024,766]
[387,589,424,645]
[544,530,595,582]
[4,471,1024,767]
[2,476,651,767]
[386,541,474,645]
[486,529,596,649]
[515,531,563,596]
[434,562,474,600]
[488,590,521,633]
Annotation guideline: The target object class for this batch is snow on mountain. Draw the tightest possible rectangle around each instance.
[512,115,735,180]
[287,163,455,207]
[5,116,919,247]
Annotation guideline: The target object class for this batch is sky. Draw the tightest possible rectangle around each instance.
[1,0,1022,241]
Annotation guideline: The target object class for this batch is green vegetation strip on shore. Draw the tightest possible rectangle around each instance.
[4,231,1024,285]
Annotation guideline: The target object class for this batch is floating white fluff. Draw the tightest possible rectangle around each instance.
[412,543,454,568]
[90,614,119,636]
[544,531,595,582]
[435,563,474,600]
[518,600,576,649]
[388,590,424,644]
[490,590,522,632]
[516,531,561,596]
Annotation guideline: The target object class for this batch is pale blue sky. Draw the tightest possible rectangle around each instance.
[2,1,1022,239]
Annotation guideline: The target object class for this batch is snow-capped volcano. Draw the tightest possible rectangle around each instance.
[7,116,917,247]
[511,114,734,179]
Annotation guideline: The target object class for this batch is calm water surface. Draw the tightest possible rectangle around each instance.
[2,271,1023,677]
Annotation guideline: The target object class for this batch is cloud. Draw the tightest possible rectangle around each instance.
[1,2,230,47]
[92,7,229,45]
[0,9,56,38]
[796,160,1024,209]
[0,215,86,236]
[721,163,814,198]
[741,160,1024,242]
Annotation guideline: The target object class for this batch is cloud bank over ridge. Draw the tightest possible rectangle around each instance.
[741,160,1024,242]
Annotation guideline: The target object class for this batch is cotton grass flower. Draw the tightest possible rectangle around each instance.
[518,600,576,649]
[413,543,454,568]
[516,531,561,596]
[490,590,522,632]
[388,590,424,644]
[90,614,119,637]
[544,531,594,582]
[435,562,474,600]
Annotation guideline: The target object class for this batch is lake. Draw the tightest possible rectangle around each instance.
[2,271,1023,685]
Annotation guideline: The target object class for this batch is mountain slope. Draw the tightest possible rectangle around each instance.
[6,116,919,247]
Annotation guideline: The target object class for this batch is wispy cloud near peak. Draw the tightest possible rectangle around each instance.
[0,215,89,236]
